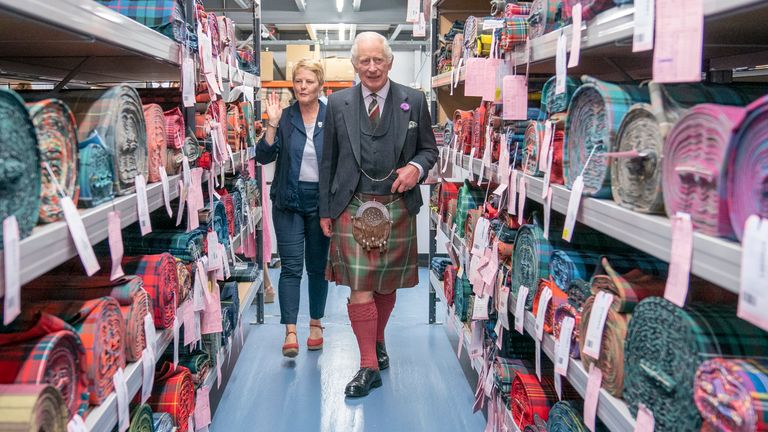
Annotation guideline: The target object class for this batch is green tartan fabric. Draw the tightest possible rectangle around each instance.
[539,76,581,120]
[624,297,768,432]
[118,228,205,262]
[454,180,486,238]
[454,273,472,321]
[511,223,551,310]
[326,194,418,293]
[96,0,188,43]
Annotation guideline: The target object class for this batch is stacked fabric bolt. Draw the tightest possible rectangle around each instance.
[511,223,551,310]
[511,363,576,429]
[121,228,205,262]
[76,131,115,207]
[230,262,260,282]
[153,412,175,432]
[523,116,565,184]
[220,281,240,340]
[453,273,472,322]
[539,76,581,121]
[548,250,667,293]
[149,362,195,432]
[494,358,530,406]
[563,0,613,21]
[694,357,768,432]
[164,107,185,150]
[532,279,567,335]
[454,180,486,238]
[96,0,188,43]
[31,298,126,405]
[500,317,538,360]
[208,199,231,247]
[0,89,40,243]
[127,403,155,432]
[553,296,584,359]
[231,190,243,234]
[0,314,89,418]
[143,103,169,183]
[546,400,604,432]
[227,103,245,153]
[443,266,457,307]
[27,99,78,224]
[624,298,768,432]
[177,348,211,387]
[527,0,565,39]
[61,85,148,195]
[122,254,179,329]
[564,77,649,198]
[218,193,236,238]
[431,258,453,279]
[203,333,222,370]
[0,384,68,431]
[240,102,258,148]
[176,260,193,304]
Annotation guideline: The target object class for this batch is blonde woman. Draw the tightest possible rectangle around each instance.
[255,59,329,358]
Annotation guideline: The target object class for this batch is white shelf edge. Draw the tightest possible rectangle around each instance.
[238,273,263,318]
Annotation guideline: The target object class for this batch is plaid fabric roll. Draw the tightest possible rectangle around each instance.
[624,298,768,432]
[532,279,568,334]
[566,278,592,309]
[528,0,564,39]
[0,314,89,418]
[695,358,768,432]
[176,260,192,304]
[502,16,529,50]
[494,358,530,398]
[153,413,175,432]
[203,333,222,369]
[220,281,240,330]
[511,223,551,310]
[539,76,581,120]
[183,134,202,165]
[178,350,211,387]
[127,403,155,432]
[579,294,630,397]
[123,254,179,329]
[563,0,613,21]
[164,107,185,150]
[61,85,148,195]
[227,103,245,153]
[549,250,600,292]
[0,384,68,432]
[590,256,667,313]
[524,121,545,177]
[209,199,231,248]
[564,77,649,197]
[77,131,115,207]
[121,228,205,262]
[27,99,78,224]
[218,193,236,238]
[33,298,126,405]
[143,104,169,183]
[95,0,187,42]
[546,401,592,432]
[663,104,745,237]
[240,102,258,148]
[0,89,40,243]
[230,262,259,282]
[149,363,195,432]
[326,194,419,293]
[511,367,559,428]
[553,302,581,359]
[454,273,471,321]
[232,190,243,233]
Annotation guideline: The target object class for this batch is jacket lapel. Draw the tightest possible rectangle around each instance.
[343,84,362,165]
[313,101,326,161]
[391,83,410,161]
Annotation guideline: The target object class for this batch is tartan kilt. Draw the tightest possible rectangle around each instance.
[326,194,419,293]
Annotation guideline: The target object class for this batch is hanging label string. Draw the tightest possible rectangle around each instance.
[578,145,600,179]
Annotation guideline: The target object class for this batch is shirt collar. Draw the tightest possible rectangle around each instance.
[361,80,391,100]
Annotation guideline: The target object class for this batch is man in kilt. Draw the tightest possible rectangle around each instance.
[319,32,438,397]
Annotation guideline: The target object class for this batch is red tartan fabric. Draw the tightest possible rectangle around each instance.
[326,194,419,293]
[532,279,568,334]
[164,107,185,150]
[149,363,195,432]
[511,368,559,428]
[0,313,89,418]
[143,104,169,183]
[123,254,179,329]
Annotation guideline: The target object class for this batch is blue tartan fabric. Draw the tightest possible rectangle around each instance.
[96,0,188,43]
[230,262,260,282]
[118,228,205,262]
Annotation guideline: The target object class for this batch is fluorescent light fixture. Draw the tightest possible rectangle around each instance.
[336,0,343,13]
[338,23,345,41]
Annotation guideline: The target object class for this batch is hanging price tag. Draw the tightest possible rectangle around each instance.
[414,12,427,37]
[141,347,155,403]
[159,168,172,218]
[469,320,484,359]
[568,3,583,68]
[584,364,602,432]
[534,286,553,341]
[514,286,529,334]
[502,75,528,120]
[555,316,575,376]
[207,231,222,271]
[193,261,207,311]
[114,368,130,432]
[664,212,692,307]
[555,370,563,400]
[543,187,553,240]
[508,170,518,215]
[144,314,157,354]
[555,31,567,94]
[633,0,655,52]
[738,216,768,331]
[562,175,584,242]
[108,211,125,281]
[195,386,213,428]
[517,176,527,225]
[535,339,542,381]
[173,316,180,368]
[635,404,655,432]
[182,57,196,108]
[652,0,703,83]
[176,181,186,228]
[472,295,490,321]
[495,319,504,350]
[3,216,20,325]
[406,0,419,22]
[539,122,552,173]
[61,197,100,276]
[67,415,87,432]
[498,285,510,330]
[583,291,613,360]
[135,175,152,236]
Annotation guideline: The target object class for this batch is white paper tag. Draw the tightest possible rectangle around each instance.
[141,347,155,404]
[555,31,567,94]
[555,371,563,400]
[414,12,427,37]
[67,415,87,432]
[633,0,655,52]
[159,168,172,218]
[738,216,768,331]
[173,316,180,368]
[61,197,100,276]
[498,285,510,330]
[514,286,529,334]
[517,176,527,225]
[568,3,583,68]
[193,261,207,311]
[3,216,20,325]
[182,57,196,108]
[135,175,152,236]
[508,170,518,215]
[471,218,491,256]
[108,211,125,281]
[562,175,584,242]
[543,187,553,240]
[207,231,222,271]
[555,316,575,376]
[176,181,187,228]
[534,286,553,341]
[216,351,224,388]
[144,314,157,354]
[472,295,490,321]
[406,0,419,22]
[583,291,614,360]
[535,339,542,381]
[539,122,552,174]
[114,368,130,432]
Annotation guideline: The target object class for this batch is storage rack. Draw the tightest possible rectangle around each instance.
[426,0,768,430]
[0,1,265,430]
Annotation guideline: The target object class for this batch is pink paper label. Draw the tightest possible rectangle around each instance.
[584,364,602,432]
[108,211,125,281]
[653,0,703,83]
[201,282,223,334]
[464,58,486,97]
[664,213,692,307]
[194,386,212,428]
[482,59,501,102]
[634,404,655,432]
[503,75,528,120]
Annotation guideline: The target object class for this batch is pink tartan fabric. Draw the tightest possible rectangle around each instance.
[326,194,419,293]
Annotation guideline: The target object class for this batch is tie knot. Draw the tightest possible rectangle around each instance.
[370,93,378,99]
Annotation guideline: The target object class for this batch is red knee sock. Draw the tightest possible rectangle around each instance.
[348,301,379,370]
[373,291,397,343]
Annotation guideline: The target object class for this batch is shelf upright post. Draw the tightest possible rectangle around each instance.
[253,0,265,325]
[427,1,440,325]
[184,0,196,130]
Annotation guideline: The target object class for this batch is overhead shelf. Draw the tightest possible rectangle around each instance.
[451,154,742,294]
[431,67,464,89]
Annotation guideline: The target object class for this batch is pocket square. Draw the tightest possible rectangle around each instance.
[408,121,418,129]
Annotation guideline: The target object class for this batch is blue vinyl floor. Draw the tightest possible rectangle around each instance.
[211,267,486,432]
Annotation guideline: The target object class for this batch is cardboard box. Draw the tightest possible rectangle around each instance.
[322,58,355,81]
[260,51,274,81]
[286,45,323,80]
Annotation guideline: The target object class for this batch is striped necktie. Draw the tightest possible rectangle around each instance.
[368,93,380,129]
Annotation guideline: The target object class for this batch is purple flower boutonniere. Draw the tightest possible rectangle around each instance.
[400,102,410,112]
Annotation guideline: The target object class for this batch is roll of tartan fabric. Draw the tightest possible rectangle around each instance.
[454,274,471,322]
[220,281,240,331]
[553,303,581,359]
[0,314,89,418]
[164,107,185,150]
[566,278,592,308]
[203,333,222,370]
[61,85,148,196]
[0,384,68,432]
[546,401,591,432]
[184,134,202,165]
[240,101,258,148]
[0,89,40,243]
[95,0,187,43]
[77,131,115,207]
[454,181,486,238]
[727,95,768,240]
[143,104,169,183]
[694,357,768,432]
[524,121,545,177]
[528,0,564,39]
[564,77,649,197]
[578,294,630,397]
[549,250,600,292]
[27,99,78,224]
[230,262,259,282]
[232,190,243,233]
[589,256,666,313]
[624,298,768,432]
[511,365,560,428]
[563,0,613,21]
[494,358,530,402]
[511,223,551,310]
[502,16,529,50]
[124,403,154,432]
[121,229,205,262]
[149,363,195,432]
[178,351,211,387]
[153,413,175,432]
[221,304,235,340]
[227,104,245,153]
[532,279,567,335]
[209,199,231,247]
[176,260,192,304]
[663,104,745,237]
[165,148,182,176]
[218,193,236,238]
[539,76,580,120]
[32,298,126,405]
[123,254,179,329]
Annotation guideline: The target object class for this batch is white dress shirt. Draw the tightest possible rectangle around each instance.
[299,123,319,182]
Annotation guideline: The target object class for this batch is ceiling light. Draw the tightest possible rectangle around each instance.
[338,23,345,41]
[336,0,343,13]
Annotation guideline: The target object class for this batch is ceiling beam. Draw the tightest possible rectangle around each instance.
[348,24,357,40]
[353,0,362,11]
[228,10,410,25]
[261,39,428,48]
[294,0,306,11]
[306,24,317,40]
[231,0,252,7]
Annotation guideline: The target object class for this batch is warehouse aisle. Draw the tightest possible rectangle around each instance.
[211,268,486,432]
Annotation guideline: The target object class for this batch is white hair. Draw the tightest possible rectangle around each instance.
[350,32,394,64]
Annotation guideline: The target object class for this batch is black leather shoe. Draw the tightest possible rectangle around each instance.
[344,368,382,397]
[376,342,389,370]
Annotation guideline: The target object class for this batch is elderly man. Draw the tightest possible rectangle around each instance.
[319,32,438,397]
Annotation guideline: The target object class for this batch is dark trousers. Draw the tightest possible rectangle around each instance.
[272,182,330,325]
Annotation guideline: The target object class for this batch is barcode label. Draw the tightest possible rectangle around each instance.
[586,340,594,348]
[635,34,645,43]
[745,293,757,306]
[558,357,565,365]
